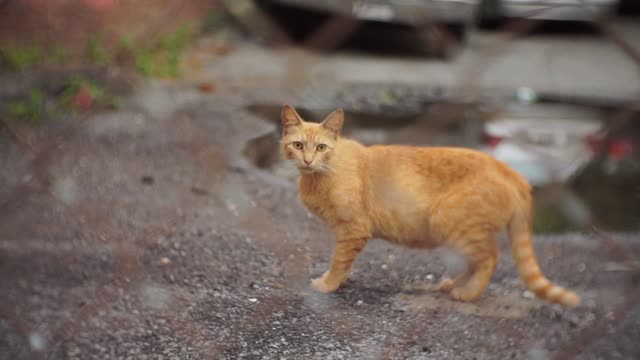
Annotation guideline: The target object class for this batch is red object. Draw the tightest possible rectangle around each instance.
[484,133,503,148]
[72,86,94,111]
[84,0,116,9]
[24,0,116,9]
[585,133,635,160]
[608,139,634,160]
[197,82,215,93]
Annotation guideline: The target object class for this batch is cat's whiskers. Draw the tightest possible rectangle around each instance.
[275,159,297,169]
[273,160,299,176]
[275,158,334,175]
[316,163,334,174]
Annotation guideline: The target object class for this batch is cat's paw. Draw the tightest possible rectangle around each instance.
[438,278,455,293]
[311,277,339,293]
[449,287,479,302]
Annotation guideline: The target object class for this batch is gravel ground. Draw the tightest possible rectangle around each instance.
[1,58,639,359]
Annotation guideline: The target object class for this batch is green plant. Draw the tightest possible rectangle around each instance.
[58,77,119,111]
[202,9,228,33]
[115,36,134,61]
[1,44,43,71]
[4,76,119,127]
[85,34,110,65]
[169,25,191,75]
[114,24,194,78]
[135,24,193,78]
[134,50,155,76]
[51,46,71,65]
[161,24,191,52]
[7,89,47,124]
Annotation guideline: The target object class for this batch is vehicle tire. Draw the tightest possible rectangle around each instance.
[420,24,462,60]
[477,0,503,27]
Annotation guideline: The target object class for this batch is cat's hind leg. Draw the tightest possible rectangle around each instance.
[438,270,472,293]
[429,184,509,302]
[448,234,499,302]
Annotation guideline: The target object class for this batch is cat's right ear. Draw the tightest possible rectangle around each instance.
[281,104,303,133]
[321,108,343,137]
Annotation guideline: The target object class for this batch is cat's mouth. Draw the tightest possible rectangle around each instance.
[299,165,316,174]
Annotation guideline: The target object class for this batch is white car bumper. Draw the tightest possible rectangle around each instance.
[481,142,594,186]
[501,0,619,21]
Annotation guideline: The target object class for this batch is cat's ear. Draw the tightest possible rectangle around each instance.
[281,104,303,131]
[321,108,344,136]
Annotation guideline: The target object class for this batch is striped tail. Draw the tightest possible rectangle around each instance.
[508,206,580,307]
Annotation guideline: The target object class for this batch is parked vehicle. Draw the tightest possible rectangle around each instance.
[258,0,481,57]
[480,103,604,186]
[265,0,481,26]
[264,1,620,27]
[480,0,620,22]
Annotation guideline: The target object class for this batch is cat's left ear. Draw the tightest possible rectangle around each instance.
[321,108,344,137]
[281,104,303,132]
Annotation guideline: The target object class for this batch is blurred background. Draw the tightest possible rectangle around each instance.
[1,1,639,359]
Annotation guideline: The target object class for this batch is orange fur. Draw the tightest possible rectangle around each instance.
[280,104,580,307]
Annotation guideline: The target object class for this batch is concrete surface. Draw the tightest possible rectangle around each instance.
[190,18,640,104]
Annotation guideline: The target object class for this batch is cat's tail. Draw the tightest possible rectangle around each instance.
[508,203,581,307]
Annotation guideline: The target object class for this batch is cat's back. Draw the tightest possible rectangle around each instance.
[368,144,494,174]
[366,144,528,192]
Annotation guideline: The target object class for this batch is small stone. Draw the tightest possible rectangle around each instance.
[516,87,538,104]
[526,346,550,360]
[29,332,46,352]
[566,313,580,327]
[381,264,389,270]
[249,298,258,303]
[356,300,363,306]
[523,290,535,299]
[141,175,154,185]
[160,257,171,265]
[426,274,434,281]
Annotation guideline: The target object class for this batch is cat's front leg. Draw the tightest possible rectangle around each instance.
[311,237,368,293]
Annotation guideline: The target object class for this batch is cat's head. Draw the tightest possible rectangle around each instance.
[280,104,344,175]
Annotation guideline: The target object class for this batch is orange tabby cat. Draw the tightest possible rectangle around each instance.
[280,104,580,307]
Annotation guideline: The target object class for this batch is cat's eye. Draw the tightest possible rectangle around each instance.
[316,144,327,152]
[292,141,303,150]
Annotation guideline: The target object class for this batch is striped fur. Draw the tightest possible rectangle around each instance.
[509,205,580,306]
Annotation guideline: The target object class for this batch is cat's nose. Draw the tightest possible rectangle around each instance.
[304,159,312,165]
